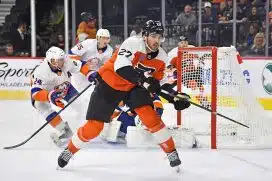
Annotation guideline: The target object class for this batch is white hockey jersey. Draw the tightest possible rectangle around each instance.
[70,39,113,63]
[31,57,82,92]
[70,39,113,92]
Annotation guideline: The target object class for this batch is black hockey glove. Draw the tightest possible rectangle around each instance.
[140,76,161,94]
[160,83,191,110]
[172,93,191,110]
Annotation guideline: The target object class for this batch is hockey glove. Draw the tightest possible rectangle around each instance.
[48,90,65,108]
[140,76,161,94]
[87,71,98,85]
[160,83,191,110]
[172,93,191,110]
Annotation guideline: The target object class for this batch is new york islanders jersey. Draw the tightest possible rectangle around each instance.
[69,39,113,64]
[31,57,83,100]
[98,36,168,91]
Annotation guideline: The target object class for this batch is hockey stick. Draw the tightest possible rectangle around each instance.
[160,89,250,128]
[3,83,94,150]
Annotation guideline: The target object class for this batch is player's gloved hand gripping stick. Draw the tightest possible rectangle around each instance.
[160,84,249,128]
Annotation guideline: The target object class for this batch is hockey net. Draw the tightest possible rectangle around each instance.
[171,46,272,149]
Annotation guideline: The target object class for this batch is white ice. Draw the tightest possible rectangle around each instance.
[1,100,272,181]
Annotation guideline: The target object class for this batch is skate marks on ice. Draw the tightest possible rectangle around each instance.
[221,150,272,172]
[2,147,272,181]
[1,101,272,181]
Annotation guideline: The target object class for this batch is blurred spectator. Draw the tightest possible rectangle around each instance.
[76,12,97,42]
[50,34,65,50]
[217,2,228,23]
[175,4,196,28]
[175,4,197,43]
[4,44,15,56]
[247,32,265,56]
[10,21,30,56]
[250,0,265,6]
[247,6,260,24]
[237,0,250,21]
[238,22,259,54]
[48,2,64,27]
[199,2,216,45]
[244,23,258,46]
[202,2,216,23]
[130,19,142,37]
[223,0,233,21]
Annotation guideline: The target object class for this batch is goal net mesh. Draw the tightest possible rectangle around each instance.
[174,46,272,149]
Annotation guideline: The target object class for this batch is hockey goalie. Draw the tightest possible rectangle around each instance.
[167,36,210,108]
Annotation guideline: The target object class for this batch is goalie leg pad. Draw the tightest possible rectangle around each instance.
[100,121,122,142]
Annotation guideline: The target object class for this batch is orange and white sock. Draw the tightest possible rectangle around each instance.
[135,106,176,153]
[68,120,104,154]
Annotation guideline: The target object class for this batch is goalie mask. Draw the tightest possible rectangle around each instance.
[46,46,65,70]
[142,20,165,52]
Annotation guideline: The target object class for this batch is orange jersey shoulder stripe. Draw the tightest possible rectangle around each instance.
[80,63,89,76]
[32,89,49,102]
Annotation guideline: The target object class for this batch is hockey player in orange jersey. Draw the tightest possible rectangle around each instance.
[57,20,191,172]
[76,12,97,42]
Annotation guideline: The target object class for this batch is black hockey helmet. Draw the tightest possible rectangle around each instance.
[142,20,164,37]
[81,12,96,22]
[179,35,188,41]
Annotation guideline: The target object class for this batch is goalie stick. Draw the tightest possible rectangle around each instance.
[160,88,250,128]
[3,83,95,150]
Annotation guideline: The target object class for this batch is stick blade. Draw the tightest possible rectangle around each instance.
[3,141,27,150]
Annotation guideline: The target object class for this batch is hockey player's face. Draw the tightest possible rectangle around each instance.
[178,40,188,48]
[97,37,110,48]
[146,34,163,51]
[51,58,64,69]
[57,58,65,69]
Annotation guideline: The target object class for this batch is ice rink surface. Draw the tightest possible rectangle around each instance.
[1,100,272,181]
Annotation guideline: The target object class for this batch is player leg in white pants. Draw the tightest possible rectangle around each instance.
[34,101,73,147]
[71,73,95,121]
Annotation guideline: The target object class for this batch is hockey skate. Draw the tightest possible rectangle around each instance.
[167,149,181,173]
[50,122,73,147]
[58,148,73,168]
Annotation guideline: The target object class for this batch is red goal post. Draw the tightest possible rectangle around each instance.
[176,47,217,148]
